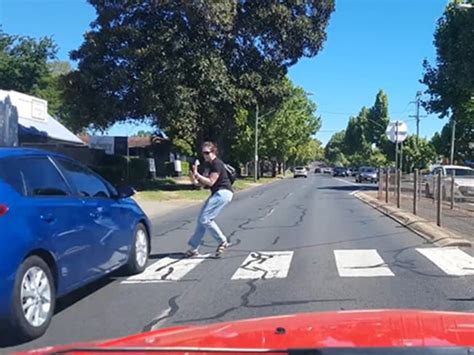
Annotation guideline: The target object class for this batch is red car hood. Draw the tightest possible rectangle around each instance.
[23,309,474,354]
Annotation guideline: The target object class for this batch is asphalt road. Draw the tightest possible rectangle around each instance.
[3,174,474,352]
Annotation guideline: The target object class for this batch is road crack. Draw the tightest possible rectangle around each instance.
[143,295,180,331]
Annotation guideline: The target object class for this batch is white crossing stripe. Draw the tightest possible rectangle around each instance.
[334,249,394,277]
[122,255,207,283]
[231,251,294,280]
[416,247,474,276]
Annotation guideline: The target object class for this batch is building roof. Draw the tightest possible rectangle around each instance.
[0,90,84,145]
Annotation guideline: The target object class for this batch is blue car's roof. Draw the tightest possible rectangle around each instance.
[0,148,63,159]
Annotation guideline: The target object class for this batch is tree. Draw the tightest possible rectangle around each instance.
[135,130,152,137]
[35,61,72,117]
[62,0,335,155]
[421,1,474,122]
[325,130,346,164]
[265,86,321,166]
[231,81,321,172]
[366,90,389,147]
[344,107,369,154]
[421,1,474,162]
[401,135,437,172]
[0,28,57,94]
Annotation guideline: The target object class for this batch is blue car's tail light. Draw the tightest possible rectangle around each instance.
[0,204,8,216]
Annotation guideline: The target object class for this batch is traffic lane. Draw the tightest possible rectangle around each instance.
[1,177,306,351]
[154,176,320,325]
[161,175,474,328]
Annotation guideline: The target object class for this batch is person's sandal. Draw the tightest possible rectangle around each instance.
[215,241,230,257]
[185,249,199,258]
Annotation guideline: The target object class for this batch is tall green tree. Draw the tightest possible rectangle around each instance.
[265,86,321,166]
[430,121,473,163]
[325,130,346,164]
[231,81,321,168]
[344,106,369,154]
[421,1,474,122]
[366,90,389,148]
[35,61,72,117]
[421,1,474,161]
[63,0,334,156]
[0,29,57,94]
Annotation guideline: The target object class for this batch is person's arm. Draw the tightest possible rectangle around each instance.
[192,164,220,187]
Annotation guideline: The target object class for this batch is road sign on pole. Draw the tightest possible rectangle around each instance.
[386,121,408,144]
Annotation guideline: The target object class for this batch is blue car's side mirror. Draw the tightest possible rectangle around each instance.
[116,185,135,199]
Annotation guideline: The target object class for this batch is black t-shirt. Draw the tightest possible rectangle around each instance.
[208,158,233,195]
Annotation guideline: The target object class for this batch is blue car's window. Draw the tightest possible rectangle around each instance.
[0,158,27,195]
[57,159,111,199]
[7,157,70,197]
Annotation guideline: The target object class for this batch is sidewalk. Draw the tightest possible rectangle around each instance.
[370,190,474,242]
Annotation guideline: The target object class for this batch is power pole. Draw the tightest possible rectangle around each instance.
[254,103,259,183]
[450,117,456,165]
[409,91,426,145]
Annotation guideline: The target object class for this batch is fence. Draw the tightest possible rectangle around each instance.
[377,168,474,240]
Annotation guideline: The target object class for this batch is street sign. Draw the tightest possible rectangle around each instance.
[148,158,156,173]
[386,121,408,143]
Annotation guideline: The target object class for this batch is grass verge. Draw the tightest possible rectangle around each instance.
[135,176,284,201]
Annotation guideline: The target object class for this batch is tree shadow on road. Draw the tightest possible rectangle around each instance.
[317,185,378,192]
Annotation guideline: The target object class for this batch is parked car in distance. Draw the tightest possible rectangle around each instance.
[0,148,152,340]
[424,165,474,201]
[348,167,358,177]
[294,166,308,178]
[314,167,322,174]
[333,167,349,177]
[356,167,378,183]
[322,167,333,175]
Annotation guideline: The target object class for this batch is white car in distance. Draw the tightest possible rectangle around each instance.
[294,166,308,178]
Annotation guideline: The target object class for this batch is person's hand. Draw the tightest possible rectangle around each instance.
[192,164,198,175]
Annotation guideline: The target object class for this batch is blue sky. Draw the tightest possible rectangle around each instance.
[0,0,448,145]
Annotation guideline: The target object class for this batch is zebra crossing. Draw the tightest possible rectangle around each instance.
[121,247,474,284]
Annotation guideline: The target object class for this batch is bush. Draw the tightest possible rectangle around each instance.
[91,157,149,184]
[129,158,149,183]
[91,165,125,185]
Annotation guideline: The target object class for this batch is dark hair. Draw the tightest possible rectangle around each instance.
[202,141,218,155]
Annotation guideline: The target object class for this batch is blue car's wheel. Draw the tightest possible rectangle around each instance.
[10,255,55,340]
[125,223,149,275]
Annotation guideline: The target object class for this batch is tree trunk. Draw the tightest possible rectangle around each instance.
[272,161,277,178]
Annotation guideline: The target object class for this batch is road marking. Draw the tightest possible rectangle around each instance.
[122,256,207,283]
[334,178,358,186]
[416,247,474,276]
[349,190,361,196]
[231,251,294,280]
[334,249,394,277]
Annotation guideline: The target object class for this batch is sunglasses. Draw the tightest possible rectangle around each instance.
[202,151,212,155]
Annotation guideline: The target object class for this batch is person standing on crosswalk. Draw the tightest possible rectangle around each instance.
[186,141,233,257]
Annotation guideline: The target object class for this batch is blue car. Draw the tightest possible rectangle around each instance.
[0,148,151,340]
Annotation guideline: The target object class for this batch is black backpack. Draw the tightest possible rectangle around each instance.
[224,164,237,185]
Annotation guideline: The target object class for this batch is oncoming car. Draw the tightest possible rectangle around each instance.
[0,148,151,340]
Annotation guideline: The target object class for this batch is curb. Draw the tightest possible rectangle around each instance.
[355,192,472,248]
